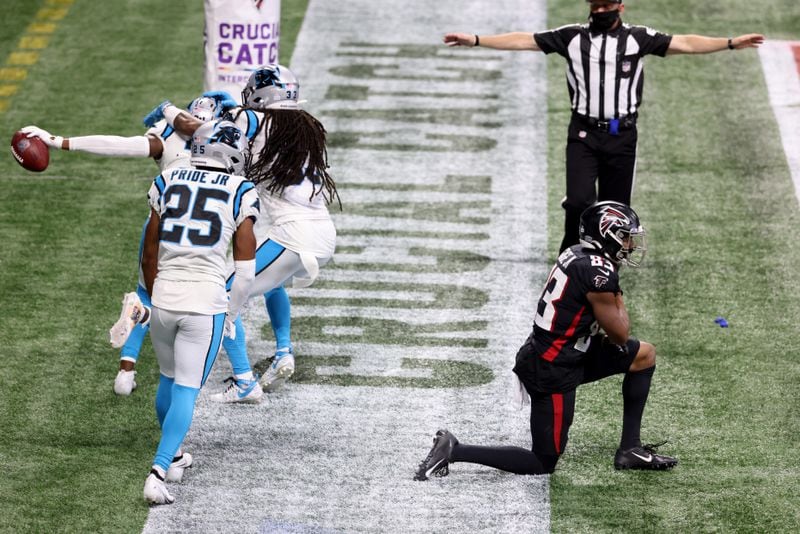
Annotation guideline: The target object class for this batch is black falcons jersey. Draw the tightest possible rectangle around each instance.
[534,23,672,120]
[515,245,621,392]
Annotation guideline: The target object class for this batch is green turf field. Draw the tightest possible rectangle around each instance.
[0,0,798,532]
[545,1,800,532]
[0,1,306,531]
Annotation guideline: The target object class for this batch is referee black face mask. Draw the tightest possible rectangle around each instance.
[589,10,620,32]
[587,1,623,33]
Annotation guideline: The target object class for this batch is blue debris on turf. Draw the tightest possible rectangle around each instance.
[714,316,729,328]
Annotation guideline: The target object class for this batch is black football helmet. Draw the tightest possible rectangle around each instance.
[579,201,646,267]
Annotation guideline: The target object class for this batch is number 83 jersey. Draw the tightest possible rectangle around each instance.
[147,166,260,314]
[529,245,622,376]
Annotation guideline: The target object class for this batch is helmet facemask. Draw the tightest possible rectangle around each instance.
[188,96,221,122]
[616,227,646,268]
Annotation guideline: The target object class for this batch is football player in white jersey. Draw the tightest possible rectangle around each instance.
[20,95,291,397]
[20,97,222,396]
[141,119,259,504]
[147,64,339,400]
[22,94,221,172]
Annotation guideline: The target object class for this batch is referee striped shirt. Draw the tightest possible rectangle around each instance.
[535,23,672,120]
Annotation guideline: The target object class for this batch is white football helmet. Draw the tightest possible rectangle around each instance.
[190,120,246,175]
[188,96,221,122]
[241,64,300,110]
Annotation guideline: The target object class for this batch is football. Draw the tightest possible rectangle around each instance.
[10,130,49,172]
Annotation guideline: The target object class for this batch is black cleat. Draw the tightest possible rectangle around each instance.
[414,429,459,481]
[614,441,678,470]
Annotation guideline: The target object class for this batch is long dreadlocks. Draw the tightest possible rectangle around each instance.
[235,108,341,209]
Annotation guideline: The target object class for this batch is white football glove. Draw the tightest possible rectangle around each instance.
[223,314,236,340]
[109,292,151,349]
[20,125,63,149]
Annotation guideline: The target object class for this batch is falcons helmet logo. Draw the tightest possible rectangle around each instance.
[598,206,631,240]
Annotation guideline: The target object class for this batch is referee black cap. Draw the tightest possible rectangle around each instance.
[586,0,622,3]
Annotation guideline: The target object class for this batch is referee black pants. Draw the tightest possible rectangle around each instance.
[559,117,638,252]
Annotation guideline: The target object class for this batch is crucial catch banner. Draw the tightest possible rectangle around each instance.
[203,0,281,100]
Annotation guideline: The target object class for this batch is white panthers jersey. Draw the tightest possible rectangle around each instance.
[262,178,336,259]
[263,177,331,224]
[138,120,197,290]
[147,119,193,172]
[230,107,266,163]
[147,167,260,314]
[229,108,335,257]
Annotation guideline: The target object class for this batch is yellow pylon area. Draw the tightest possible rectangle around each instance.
[0,2,73,114]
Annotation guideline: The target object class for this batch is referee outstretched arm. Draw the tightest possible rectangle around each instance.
[667,33,764,54]
[443,32,541,51]
[442,32,765,54]
[442,0,764,253]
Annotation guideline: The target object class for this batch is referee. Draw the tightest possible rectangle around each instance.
[444,0,764,252]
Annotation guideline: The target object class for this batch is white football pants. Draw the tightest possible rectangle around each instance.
[149,308,225,389]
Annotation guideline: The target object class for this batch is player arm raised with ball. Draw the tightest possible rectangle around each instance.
[19,93,238,162]
[20,125,163,158]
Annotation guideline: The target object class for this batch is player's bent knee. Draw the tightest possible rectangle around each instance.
[630,341,656,371]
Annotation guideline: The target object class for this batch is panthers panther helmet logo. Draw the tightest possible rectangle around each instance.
[242,64,300,110]
[190,120,247,175]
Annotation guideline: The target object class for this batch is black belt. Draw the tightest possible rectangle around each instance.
[572,113,636,133]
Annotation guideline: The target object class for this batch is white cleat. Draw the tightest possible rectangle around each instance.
[209,377,263,404]
[113,369,137,396]
[166,452,193,483]
[259,349,295,393]
[109,292,150,349]
[143,470,174,505]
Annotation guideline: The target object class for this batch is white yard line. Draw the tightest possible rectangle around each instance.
[145,1,549,532]
[759,40,800,206]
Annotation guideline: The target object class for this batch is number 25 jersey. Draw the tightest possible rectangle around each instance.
[147,167,260,314]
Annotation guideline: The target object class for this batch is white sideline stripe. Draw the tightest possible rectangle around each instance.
[758,41,800,206]
[144,0,550,532]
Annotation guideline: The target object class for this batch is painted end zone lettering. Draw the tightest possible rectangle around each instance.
[149,1,550,531]
[264,355,495,388]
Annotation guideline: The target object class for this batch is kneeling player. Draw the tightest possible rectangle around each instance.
[414,201,677,480]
